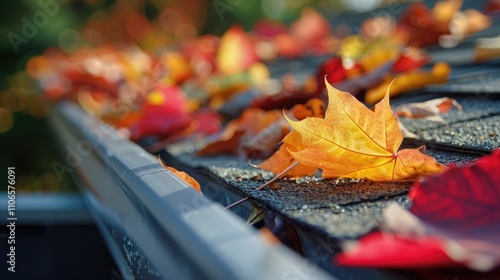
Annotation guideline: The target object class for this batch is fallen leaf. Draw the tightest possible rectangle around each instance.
[240,118,289,158]
[164,166,201,193]
[130,86,192,140]
[201,99,326,159]
[242,99,326,158]
[395,97,462,123]
[335,149,500,271]
[391,47,429,73]
[198,108,283,157]
[159,52,193,84]
[257,130,318,178]
[250,88,324,111]
[273,33,303,58]
[289,8,331,55]
[358,47,399,73]
[290,98,326,120]
[398,2,447,46]
[333,61,393,97]
[365,62,451,105]
[181,34,218,76]
[253,19,288,38]
[408,149,500,271]
[188,110,222,136]
[279,80,444,181]
[216,25,258,75]
[257,99,326,177]
[247,206,265,226]
[259,228,281,246]
[315,56,349,91]
[218,89,260,119]
[409,149,500,233]
[336,231,456,268]
[432,0,463,27]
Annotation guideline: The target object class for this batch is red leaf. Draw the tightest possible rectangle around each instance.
[409,149,500,244]
[130,86,191,140]
[253,19,288,38]
[315,56,348,91]
[336,150,500,271]
[391,47,429,73]
[190,110,222,136]
[335,232,457,268]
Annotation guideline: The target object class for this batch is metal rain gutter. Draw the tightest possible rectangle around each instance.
[48,101,336,280]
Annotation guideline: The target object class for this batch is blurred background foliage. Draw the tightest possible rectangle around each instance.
[0,0,393,192]
[0,0,81,192]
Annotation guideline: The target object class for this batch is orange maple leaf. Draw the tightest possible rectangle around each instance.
[198,108,283,156]
[262,80,445,181]
[257,99,325,177]
[164,166,201,193]
[258,129,318,177]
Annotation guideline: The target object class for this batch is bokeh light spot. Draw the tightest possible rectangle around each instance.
[58,28,83,53]
[342,0,382,13]
[261,0,288,19]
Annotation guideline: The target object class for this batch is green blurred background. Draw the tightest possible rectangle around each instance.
[0,0,81,193]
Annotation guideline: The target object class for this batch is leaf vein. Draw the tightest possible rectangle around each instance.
[335,93,389,153]
[297,125,394,158]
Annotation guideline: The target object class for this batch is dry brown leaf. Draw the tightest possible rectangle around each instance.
[164,166,201,193]
[200,99,326,158]
[198,108,283,156]
[242,98,326,158]
[258,130,319,178]
[395,97,462,123]
[257,99,326,177]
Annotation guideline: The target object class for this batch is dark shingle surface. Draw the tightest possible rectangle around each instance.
[426,70,500,94]
[165,140,482,239]
[418,115,500,152]
[394,94,500,152]
[397,97,500,132]
[283,195,411,239]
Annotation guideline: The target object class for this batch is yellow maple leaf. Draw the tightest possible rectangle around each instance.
[273,79,445,181]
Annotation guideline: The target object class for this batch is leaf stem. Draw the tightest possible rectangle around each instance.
[225,197,249,209]
[225,161,300,210]
[256,161,300,191]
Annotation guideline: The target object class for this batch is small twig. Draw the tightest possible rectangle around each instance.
[225,161,300,210]
[225,197,249,209]
[255,161,300,191]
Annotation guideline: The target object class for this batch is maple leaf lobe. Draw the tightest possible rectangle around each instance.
[285,81,444,181]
